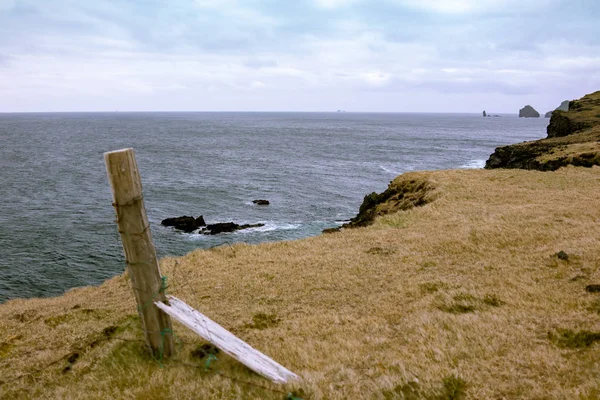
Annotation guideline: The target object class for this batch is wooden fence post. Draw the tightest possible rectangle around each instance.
[104,148,174,358]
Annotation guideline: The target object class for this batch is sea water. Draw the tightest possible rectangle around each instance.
[0,112,548,302]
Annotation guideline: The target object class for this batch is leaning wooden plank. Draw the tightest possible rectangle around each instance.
[155,295,300,384]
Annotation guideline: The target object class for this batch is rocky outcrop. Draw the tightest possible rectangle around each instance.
[342,175,436,229]
[252,199,270,205]
[545,100,570,118]
[483,110,501,117]
[557,100,570,111]
[519,105,540,118]
[486,91,600,171]
[161,215,206,233]
[202,222,265,235]
[546,97,598,138]
[162,215,264,234]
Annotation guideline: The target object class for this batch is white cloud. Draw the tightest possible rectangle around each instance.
[249,80,266,89]
[313,0,360,9]
[361,71,392,87]
[394,0,557,14]
[0,0,597,112]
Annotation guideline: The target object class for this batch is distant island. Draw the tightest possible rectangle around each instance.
[519,105,540,118]
[482,110,500,117]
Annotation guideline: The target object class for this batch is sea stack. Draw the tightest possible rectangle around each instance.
[483,110,487,117]
[519,105,540,118]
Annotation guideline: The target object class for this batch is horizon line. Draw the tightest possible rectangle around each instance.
[0,110,520,115]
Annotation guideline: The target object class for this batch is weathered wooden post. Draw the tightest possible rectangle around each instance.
[104,148,174,358]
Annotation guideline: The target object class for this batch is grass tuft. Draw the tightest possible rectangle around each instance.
[382,380,422,399]
[483,294,505,307]
[366,246,396,256]
[420,281,450,293]
[549,329,600,348]
[246,312,281,330]
[440,375,467,400]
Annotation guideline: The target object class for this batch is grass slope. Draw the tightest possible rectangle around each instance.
[486,90,600,170]
[1,167,600,399]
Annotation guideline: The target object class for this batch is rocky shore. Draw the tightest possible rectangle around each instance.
[486,91,600,171]
[161,215,264,234]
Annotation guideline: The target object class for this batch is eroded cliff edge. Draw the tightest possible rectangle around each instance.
[486,91,600,171]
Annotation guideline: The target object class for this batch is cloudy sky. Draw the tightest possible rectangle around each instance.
[0,0,599,112]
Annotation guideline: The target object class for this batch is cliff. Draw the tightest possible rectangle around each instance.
[486,91,600,170]
[545,100,570,118]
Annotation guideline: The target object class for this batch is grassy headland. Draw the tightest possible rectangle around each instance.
[1,165,600,399]
[486,90,600,170]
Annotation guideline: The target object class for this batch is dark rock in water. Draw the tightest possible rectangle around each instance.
[252,199,270,206]
[322,227,341,234]
[585,284,600,293]
[483,110,487,117]
[202,222,265,235]
[519,105,540,118]
[161,215,206,233]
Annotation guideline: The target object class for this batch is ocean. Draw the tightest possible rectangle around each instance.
[0,112,548,303]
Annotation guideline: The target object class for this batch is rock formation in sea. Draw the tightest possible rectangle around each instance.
[545,100,570,118]
[161,215,206,233]
[483,111,487,117]
[252,199,270,205]
[162,215,264,234]
[486,91,600,170]
[519,105,540,118]
[202,222,265,235]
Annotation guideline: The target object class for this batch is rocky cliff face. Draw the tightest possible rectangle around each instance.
[545,100,570,118]
[486,91,600,171]
[547,94,600,138]
[343,174,436,228]
[519,105,540,118]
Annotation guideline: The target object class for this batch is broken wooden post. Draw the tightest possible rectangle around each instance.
[156,295,300,383]
[104,148,174,358]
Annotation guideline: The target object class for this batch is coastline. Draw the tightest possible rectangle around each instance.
[3,91,600,397]
[2,166,599,398]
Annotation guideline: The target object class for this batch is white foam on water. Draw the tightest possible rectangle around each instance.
[240,222,302,233]
[459,159,486,169]
[379,165,399,174]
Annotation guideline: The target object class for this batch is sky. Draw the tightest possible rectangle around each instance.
[0,0,599,112]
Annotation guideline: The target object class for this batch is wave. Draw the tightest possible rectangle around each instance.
[182,221,302,239]
[459,159,486,169]
[240,222,302,233]
[379,164,413,175]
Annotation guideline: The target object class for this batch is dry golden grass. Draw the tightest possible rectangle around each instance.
[566,90,600,129]
[535,126,600,165]
[2,167,600,399]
